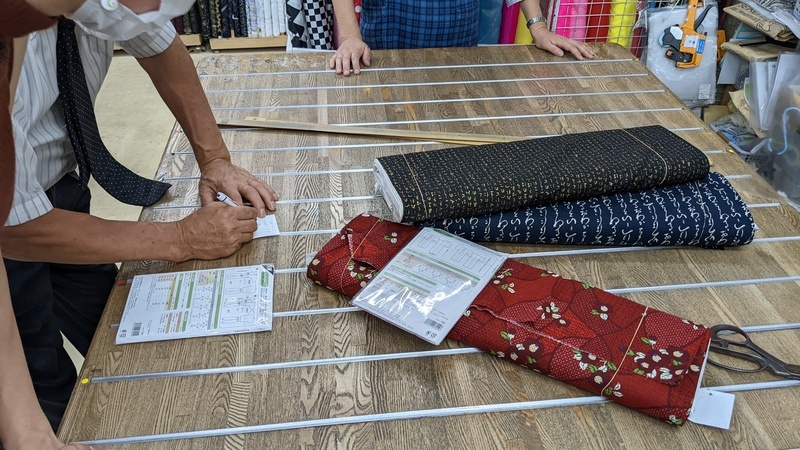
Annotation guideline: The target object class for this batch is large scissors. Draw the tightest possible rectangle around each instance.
[708,324,800,380]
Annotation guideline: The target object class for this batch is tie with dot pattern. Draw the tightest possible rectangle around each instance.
[56,18,171,207]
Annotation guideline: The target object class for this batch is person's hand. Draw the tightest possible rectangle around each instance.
[531,25,595,60]
[198,159,278,217]
[175,202,258,261]
[329,37,371,76]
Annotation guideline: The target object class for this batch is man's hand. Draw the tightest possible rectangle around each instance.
[330,37,371,76]
[531,25,595,60]
[198,159,278,217]
[175,202,258,261]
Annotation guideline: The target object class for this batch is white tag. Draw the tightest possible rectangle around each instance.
[684,35,699,49]
[688,389,736,429]
[698,84,712,100]
[254,215,280,238]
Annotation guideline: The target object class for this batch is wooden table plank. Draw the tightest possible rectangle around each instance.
[59,44,800,448]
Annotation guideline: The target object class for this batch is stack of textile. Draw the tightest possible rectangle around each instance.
[305,126,756,423]
[374,125,756,248]
[170,0,288,42]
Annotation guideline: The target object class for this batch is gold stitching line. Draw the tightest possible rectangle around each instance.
[621,129,669,185]
[397,148,430,220]
[338,218,382,292]
[601,307,649,394]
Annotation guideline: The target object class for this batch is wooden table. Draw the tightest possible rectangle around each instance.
[59,44,800,449]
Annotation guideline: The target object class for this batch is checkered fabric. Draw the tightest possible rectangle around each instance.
[360,0,480,49]
[304,0,333,49]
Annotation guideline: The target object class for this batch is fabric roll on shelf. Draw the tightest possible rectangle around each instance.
[515,11,533,43]
[499,1,521,44]
[307,214,712,425]
[478,0,504,44]
[374,125,710,223]
[417,173,756,249]
[607,0,638,48]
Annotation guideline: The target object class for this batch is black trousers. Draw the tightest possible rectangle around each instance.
[4,173,116,432]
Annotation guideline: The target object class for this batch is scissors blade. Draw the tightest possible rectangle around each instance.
[783,363,800,379]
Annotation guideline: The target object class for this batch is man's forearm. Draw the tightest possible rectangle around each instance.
[0,209,186,264]
[136,36,229,169]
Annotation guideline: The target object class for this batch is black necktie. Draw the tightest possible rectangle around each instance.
[55,18,170,207]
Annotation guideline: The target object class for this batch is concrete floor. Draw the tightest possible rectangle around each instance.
[67,51,213,368]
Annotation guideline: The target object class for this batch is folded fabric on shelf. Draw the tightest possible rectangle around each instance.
[417,172,755,248]
[374,125,710,223]
[308,214,711,425]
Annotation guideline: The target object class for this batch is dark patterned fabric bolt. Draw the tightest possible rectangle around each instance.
[417,173,755,248]
[376,125,710,222]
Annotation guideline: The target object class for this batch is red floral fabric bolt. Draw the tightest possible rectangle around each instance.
[308,214,712,425]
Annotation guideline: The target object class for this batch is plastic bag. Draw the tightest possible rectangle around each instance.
[765,69,800,200]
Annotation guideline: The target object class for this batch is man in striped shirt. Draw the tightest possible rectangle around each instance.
[1,16,277,431]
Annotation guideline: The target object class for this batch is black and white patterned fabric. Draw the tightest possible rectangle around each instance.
[286,0,333,49]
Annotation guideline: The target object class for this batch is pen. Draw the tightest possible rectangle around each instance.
[216,192,239,207]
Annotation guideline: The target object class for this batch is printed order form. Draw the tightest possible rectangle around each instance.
[353,228,507,344]
[116,264,274,344]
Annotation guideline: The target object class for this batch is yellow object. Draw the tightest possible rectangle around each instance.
[717,30,726,61]
[81,378,90,385]
[608,0,637,48]
[516,13,533,44]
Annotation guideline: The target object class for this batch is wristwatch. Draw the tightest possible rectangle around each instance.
[526,16,547,28]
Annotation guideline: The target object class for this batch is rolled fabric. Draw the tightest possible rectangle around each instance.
[499,2,521,44]
[374,125,710,223]
[308,214,711,425]
[585,0,610,42]
[555,0,571,37]
[478,0,504,45]
[416,173,755,249]
[607,0,637,48]
[568,0,588,40]
[515,11,533,44]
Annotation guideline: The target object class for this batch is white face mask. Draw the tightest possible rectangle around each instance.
[68,0,196,41]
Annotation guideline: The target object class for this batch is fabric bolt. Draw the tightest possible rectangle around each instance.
[303,0,334,49]
[360,0,480,49]
[499,1,520,44]
[220,0,231,37]
[417,173,755,249]
[286,0,309,47]
[608,0,637,47]
[246,0,259,36]
[172,16,185,34]
[230,0,242,36]
[569,0,588,40]
[515,12,533,43]
[196,0,212,40]
[182,11,193,34]
[209,0,221,38]
[478,0,503,45]
[239,0,249,36]
[307,214,711,425]
[375,125,710,223]
[585,0,610,42]
[56,19,171,207]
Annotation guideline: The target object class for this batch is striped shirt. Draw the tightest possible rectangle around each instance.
[6,22,176,227]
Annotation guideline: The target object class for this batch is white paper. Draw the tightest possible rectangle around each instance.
[689,389,736,429]
[116,264,274,344]
[352,228,507,345]
[254,215,280,238]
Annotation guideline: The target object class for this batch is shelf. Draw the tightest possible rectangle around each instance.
[208,35,287,51]
[114,34,203,51]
